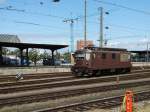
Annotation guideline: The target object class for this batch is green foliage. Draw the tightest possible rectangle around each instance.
[2,48,10,55]
[40,50,50,59]
[8,49,20,55]
[55,51,61,59]
[28,49,41,66]
[63,52,70,63]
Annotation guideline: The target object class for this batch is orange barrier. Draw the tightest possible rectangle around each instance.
[121,90,134,112]
[125,91,133,112]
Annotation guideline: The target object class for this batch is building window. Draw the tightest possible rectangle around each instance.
[112,53,116,60]
[102,53,106,59]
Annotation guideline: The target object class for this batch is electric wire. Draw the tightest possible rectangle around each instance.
[93,0,150,16]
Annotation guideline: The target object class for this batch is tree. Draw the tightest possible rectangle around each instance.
[63,52,71,63]
[28,49,40,66]
[55,50,61,60]
[2,47,10,55]
[8,49,20,55]
[40,50,50,59]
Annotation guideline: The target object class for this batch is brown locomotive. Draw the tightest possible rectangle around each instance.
[71,47,132,76]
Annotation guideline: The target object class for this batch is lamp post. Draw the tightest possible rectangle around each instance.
[84,0,87,48]
[146,41,149,62]
[98,7,109,48]
[52,0,60,2]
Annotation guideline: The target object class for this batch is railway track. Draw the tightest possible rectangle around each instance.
[0,69,149,83]
[34,90,150,112]
[0,69,150,87]
[0,71,150,94]
[0,78,150,108]
[0,72,72,82]
[0,76,76,88]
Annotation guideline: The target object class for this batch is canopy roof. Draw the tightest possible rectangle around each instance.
[0,42,68,51]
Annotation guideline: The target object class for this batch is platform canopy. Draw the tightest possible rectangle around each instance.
[130,50,150,54]
[0,41,68,66]
[0,42,68,51]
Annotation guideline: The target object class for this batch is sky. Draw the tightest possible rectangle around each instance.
[0,0,150,52]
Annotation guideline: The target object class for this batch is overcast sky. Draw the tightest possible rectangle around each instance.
[0,0,150,52]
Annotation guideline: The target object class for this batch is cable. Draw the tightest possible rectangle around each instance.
[77,19,150,32]
[14,20,70,30]
[0,6,101,20]
[0,7,25,12]
[0,6,65,19]
[93,0,150,16]
[14,20,83,34]
[109,35,143,40]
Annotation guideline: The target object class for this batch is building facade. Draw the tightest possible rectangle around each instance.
[77,40,94,50]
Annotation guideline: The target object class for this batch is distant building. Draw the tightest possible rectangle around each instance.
[77,40,94,50]
[0,34,21,43]
[130,50,150,62]
[0,34,21,66]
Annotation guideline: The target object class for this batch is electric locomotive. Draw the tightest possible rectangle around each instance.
[71,47,132,76]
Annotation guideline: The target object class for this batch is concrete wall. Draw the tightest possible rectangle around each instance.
[0,67,71,75]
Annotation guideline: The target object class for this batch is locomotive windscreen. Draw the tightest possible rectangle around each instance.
[75,51,91,61]
[120,53,130,62]
[75,53,85,60]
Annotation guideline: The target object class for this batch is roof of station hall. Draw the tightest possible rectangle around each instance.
[0,34,21,43]
[0,42,68,50]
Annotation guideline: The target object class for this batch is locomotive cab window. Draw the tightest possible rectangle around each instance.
[112,53,116,60]
[102,53,106,59]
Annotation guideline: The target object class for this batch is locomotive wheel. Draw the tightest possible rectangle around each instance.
[76,72,83,77]
[98,70,103,76]
[125,68,131,73]
[87,70,94,77]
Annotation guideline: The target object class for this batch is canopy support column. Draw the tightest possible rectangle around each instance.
[26,48,29,66]
[19,48,24,66]
[51,50,55,66]
[0,47,3,66]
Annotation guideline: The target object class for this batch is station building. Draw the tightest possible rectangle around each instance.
[77,40,94,50]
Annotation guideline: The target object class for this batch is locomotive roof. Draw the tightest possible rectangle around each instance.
[84,47,127,51]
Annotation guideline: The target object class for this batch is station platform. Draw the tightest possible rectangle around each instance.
[132,62,150,66]
[0,62,150,75]
[0,66,70,75]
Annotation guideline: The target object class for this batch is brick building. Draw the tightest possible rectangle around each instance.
[77,40,94,50]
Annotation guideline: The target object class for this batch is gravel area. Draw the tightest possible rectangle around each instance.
[0,77,150,99]
[87,101,150,112]
[0,85,150,112]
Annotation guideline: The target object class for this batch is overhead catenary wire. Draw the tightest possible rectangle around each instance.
[0,6,65,19]
[14,20,83,36]
[93,0,150,16]
[108,35,144,40]
[0,5,102,21]
[79,19,150,32]
[1,1,150,39]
